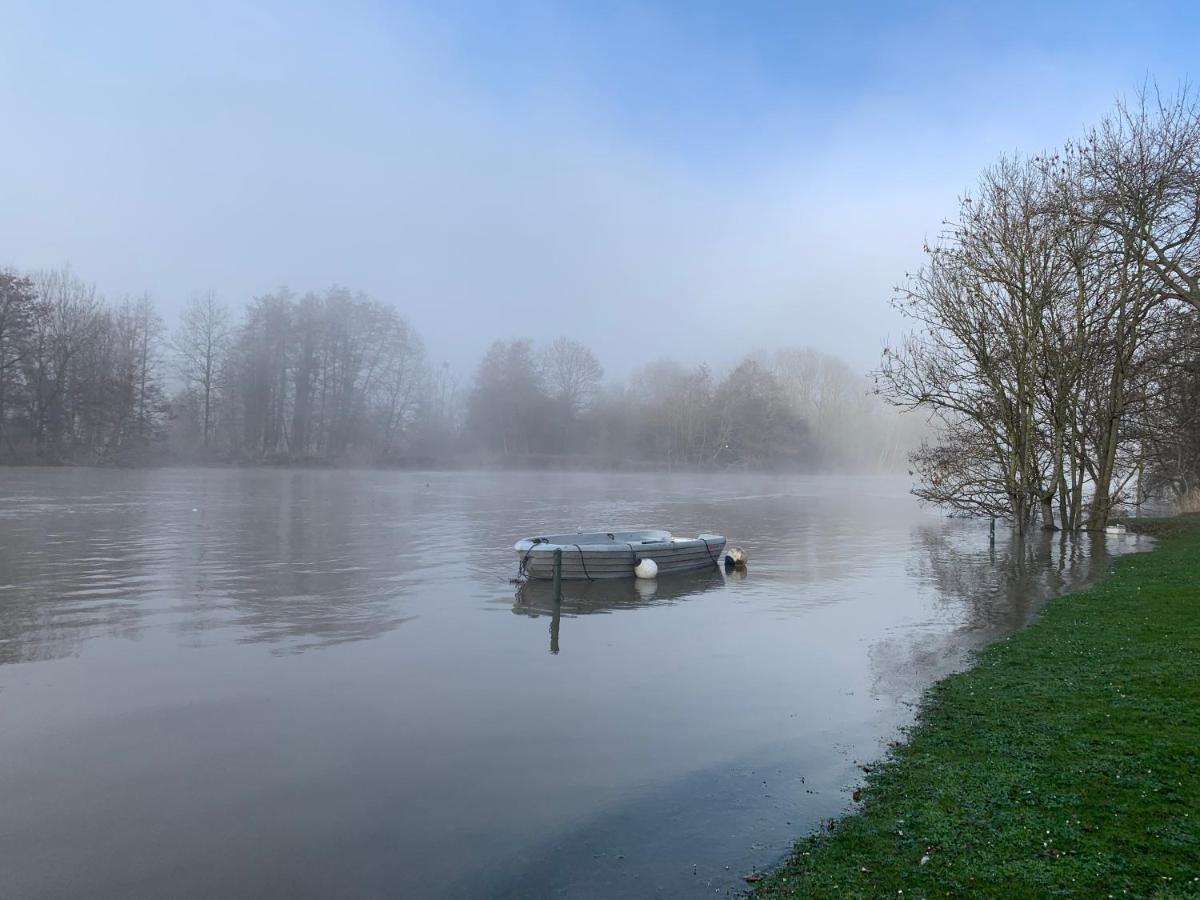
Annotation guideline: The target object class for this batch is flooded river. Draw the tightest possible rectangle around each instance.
[0,469,1147,898]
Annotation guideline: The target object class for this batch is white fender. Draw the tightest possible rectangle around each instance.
[634,557,658,579]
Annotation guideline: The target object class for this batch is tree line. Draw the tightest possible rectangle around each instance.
[464,340,917,469]
[0,268,916,470]
[879,87,1200,531]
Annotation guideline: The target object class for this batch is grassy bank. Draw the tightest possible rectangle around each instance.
[756,515,1200,899]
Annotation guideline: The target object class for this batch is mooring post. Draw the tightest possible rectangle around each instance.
[989,517,996,545]
[552,547,563,604]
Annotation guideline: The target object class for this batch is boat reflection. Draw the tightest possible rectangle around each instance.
[514,568,727,654]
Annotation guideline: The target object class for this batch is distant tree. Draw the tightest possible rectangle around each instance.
[289,292,321,457]
[585,382,636,464]
[98,297,163,458]
[766,347,889,469]
[408,361,460,459]
[0,257,944,473]
[0,270,37,451]
[173,291,232,450]
[542,337,603,414]
[24,268,103,460]
[129,294,165,444]
[542,337,603,452]
[234,290,293,458]
[182,286,431,464]
[373,307,426,458]
[467,339,547,454]
[1137,309,1200,503]
[712,360,808,468]
[628,360,717,467]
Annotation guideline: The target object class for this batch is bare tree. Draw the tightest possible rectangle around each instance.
[374,310,426,458]
[130,294,165,442]
[881,88,1200,529]
[234,290,292,458]
[173,291,231,450]
[880,157,1070,531]
[712,360,808,468]
[0,270,37,451]
[1082,87,1200,315]
[24,268,103,460]
[1134,307,1200,504]
[467,339,546,455]
[541,337,603,452]
[542,338,603,413]
[765,347,904,470]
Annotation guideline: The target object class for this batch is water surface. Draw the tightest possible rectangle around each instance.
[0,469,1147,898]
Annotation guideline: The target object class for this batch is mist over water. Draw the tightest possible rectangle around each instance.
[0,469,1147,898]
[1,3,1196,897]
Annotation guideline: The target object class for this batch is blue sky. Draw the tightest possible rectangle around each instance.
[397,0,1198,164]
[1,1,1197,375]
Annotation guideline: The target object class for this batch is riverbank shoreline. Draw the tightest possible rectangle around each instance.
[755,514,1200,898]
[0,455,846,475]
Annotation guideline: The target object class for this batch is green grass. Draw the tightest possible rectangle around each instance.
[756,515,1200,899]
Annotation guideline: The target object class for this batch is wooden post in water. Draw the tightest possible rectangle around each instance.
[552,547,563,604]
[550,547,563,654]
[990,517,996,545]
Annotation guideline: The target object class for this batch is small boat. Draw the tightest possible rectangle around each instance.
[514,529,726,580]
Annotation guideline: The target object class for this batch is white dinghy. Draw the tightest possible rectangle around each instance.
[514,529,726,581]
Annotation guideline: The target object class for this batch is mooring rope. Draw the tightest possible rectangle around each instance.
[513,537,546,582]
[568,542,592,585]
[699,537,722,570]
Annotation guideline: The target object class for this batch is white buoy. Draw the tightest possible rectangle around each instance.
[634,557,658,579]
[724,546,747,568]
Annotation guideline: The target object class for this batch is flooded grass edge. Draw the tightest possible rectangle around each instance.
[752,514,1200,898]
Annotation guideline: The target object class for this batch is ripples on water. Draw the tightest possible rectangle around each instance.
[0,469,1149,898]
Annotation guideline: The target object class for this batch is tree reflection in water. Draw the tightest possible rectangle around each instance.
[868,524,1146,703]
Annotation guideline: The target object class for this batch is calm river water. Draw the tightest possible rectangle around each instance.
[0,469,1148,898]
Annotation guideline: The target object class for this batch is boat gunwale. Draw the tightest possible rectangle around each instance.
[514,530,725,553]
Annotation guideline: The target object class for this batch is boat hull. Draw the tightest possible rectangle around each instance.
[514,531,726,580]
